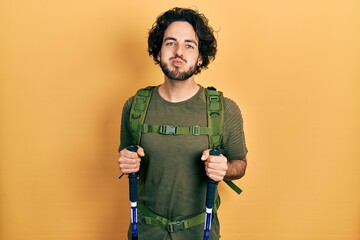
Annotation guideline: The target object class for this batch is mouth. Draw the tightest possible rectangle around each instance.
[172,57,185,66]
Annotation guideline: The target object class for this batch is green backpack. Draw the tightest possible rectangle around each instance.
[129,86,242,194]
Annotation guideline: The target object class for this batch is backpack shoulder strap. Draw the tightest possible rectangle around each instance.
[205,86,224,149]
[206,86,242,195]
[129,86,155,145]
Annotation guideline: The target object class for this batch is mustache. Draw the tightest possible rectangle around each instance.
[170,55,187,63]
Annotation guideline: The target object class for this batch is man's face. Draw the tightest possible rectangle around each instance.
[157,21,202,81]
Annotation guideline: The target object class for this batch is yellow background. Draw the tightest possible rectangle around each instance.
[1,0,359,239]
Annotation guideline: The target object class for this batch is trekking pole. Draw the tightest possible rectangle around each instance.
[203,149,221,240]
[127,145,139,240]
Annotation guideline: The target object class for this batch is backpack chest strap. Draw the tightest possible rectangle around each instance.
[139,124,212,136]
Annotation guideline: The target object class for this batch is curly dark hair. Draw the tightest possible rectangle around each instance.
[148,7,217,75]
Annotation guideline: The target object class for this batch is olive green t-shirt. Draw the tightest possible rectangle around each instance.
[120,86,247,240]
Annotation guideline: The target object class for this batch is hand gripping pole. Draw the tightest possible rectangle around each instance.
[127,145,139,240]
[203,149,221,240]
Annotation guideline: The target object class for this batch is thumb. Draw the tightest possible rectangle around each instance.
[201,149,210,161]
[137,146,145,157]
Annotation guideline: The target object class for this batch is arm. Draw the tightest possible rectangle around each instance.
[118,97,146,175]
[224,158,247,181]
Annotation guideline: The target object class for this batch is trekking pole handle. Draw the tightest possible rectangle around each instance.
[203,149,221,240]
[127,145,139,240]
[127,145,138,202]
[206,149,220,209]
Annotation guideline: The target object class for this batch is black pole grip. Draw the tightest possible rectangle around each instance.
[127,145,138,203]
[205,149,221,209]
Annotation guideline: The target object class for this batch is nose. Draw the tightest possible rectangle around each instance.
[175,44,184,57]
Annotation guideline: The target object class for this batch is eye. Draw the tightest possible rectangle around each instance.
[186,44,195,49]
[165,41,175,46]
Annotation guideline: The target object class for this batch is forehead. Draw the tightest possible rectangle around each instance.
[163,21,198,42]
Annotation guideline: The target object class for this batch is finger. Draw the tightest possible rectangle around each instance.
[206,170,224,182]
[119,148,141,160]
[119,148,134,158]
[205,167,226,181]
[207,161,228,171]
[136,146,146,157]
[122,161,140,170]
[120,158,136,164]
[120,167,140,174]
[118,154,141,165]
[208,155,227,165]
[119,162,140,173]
[201,149,210,161]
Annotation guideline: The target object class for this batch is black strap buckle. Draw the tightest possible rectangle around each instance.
[159,125,177,135]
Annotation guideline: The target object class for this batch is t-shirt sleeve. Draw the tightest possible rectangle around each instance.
[118,96,134,152]
[222,97,248,160]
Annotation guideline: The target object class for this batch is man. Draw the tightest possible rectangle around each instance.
[118,7,247,240]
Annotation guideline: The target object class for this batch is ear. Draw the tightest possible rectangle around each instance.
[198,56,203,66]
[157,53,161,62]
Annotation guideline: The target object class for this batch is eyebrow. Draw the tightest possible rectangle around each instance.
[163,37,198,46]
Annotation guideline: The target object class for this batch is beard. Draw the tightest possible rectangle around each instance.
[160,60,197,81]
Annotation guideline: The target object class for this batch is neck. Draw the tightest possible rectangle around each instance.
[158,77,200,102]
